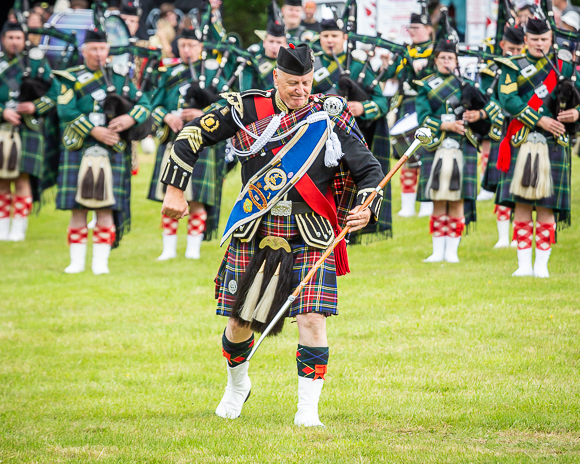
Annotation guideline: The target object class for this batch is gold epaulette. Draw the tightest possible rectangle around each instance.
[494,56,521,71]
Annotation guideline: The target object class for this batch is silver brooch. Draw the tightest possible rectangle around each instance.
[228,279,237,295]
[323,96,344,117]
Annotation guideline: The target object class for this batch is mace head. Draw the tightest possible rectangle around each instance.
[415,127,432,145]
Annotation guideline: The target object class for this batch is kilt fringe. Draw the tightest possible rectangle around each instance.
[348,228,392,245]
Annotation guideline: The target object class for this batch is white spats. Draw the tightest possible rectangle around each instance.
[477,188,495,201]
[157,234,178,261]
[398,192,417,217]
[494,219,511,248]
[215,361,252,420]
[8,217,28,241]
[444,236,461,263]
[294,377,325,427]
[64,243,87,274]
[417,201,434,218]
[92,243,111,275]
[512,248,533,277]
[0,217,10,241]
[185,233,203,260]
[534,248,552,278]
[423,236,445,263]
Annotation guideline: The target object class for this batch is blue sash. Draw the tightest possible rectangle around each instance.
[220,118,329,246]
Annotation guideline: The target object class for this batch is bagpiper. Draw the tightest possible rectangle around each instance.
[496,17,579,278]
[149,26,227,261]
[244,20,287,91]
[415,38,480,263]
[161,43,384,426]
[312,17,392,243]
[478,26,525,248]
[54,27,151,274]
[0,22,59,241]
[383,8,435,218]
[282,0,312,43]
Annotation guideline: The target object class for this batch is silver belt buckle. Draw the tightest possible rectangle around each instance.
[271,200,292,216]
[84,145,109,157]
[89,112,106,127]
[526,132,547,145]
[441,114,456,123]
[441,138,460,150]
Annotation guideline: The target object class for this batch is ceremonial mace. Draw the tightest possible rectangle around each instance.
[247,127,433,361]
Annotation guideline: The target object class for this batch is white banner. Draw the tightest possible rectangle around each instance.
[375,0,421,44]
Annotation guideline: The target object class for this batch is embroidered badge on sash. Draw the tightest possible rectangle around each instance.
[201,114,219,132]
[243,198,253,213]
[264,168,287,191]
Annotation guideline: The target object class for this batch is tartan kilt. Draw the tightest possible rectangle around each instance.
[418,139,478,226]
[349,117,392,244]
[40,111,62,192]
[17,125,45,202]
[496,138,571,227]
[148,141,226,241]
[215,214,338,318]
[56,143,132,247]
[481,140,502,192]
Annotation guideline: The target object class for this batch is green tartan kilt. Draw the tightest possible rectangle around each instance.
[349,117,392,244]
[41,112,62,192]
[418,139,478,226]
[148,141,227,242]
[16,125,45,202]
[481,140,502,192]
[496,138,571,226]
[55,142,132,247]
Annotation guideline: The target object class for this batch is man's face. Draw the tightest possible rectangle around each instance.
[121,14,140,36]
[273,68,313,109]
[1,31,25,56]
[525,31,552,58]
[517,9,533,26]
[178,38,202,64]
[407,24,432,44]
[304,4,316,20]
[27,13,43,29]
[500,40,524,57]
[263,35,287,59]
[319,31,346,55]
[82,42,110,70]
[282,5,303,29]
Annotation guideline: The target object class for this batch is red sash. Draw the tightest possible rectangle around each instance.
[497,62,560,172]
[253,95,350,276]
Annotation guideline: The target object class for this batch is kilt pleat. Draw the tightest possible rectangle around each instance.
[215,214,338,318]
[496,138,571,228]
[481,141,502,192]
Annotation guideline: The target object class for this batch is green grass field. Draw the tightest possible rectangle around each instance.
[1,155,580,463]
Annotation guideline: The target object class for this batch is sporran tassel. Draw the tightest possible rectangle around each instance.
[7,137,18,171]
[94,162,106,201]
[252,263,280,323]
[80,162,95,199]
[530,150,539,188]
[449,156,461,191]
[431,158,443,191]
[238,260,265,322]
[521,151,532,188]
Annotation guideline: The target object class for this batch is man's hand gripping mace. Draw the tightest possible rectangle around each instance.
[246,128,433,361]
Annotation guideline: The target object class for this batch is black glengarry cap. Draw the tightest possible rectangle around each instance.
[503,26,525,45]
[267,21,286,38]
[277,42,314,75]
[85,27,108,43]
[525,17,551,35]
[410,12,431,26]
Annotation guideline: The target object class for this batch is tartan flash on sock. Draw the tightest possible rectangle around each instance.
[296,345,329,380]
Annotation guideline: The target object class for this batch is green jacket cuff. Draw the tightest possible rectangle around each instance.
[516,106,540,129]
